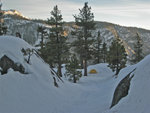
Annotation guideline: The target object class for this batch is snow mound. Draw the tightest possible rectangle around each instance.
[0,36,32,63]
[0,36,63,113]
[104,55,150,113]
[88,63,114,77]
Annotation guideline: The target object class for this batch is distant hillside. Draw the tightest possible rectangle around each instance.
[64,21,150,58]
[3,9,150,58]
[3,10,47,45]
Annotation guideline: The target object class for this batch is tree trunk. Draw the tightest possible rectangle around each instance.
[41,33,44,49]
[104,54,106,63]
[80,57,84,69]
[58,62,62,77]
[27,52,31,64]
[56,20,62,77]
[73,74,76,83]
[97,41,101,63]
[115,65,120,77]
[84,59,87,76]
[57,38,62,77]
[84,26,88,76]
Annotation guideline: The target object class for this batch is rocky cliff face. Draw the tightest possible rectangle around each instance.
[3,10,48,45]
[4,10,39,45]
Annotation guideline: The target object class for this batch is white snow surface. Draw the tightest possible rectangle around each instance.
[0,36,150,113]
[104,55,150,113]
[0,36,32,63]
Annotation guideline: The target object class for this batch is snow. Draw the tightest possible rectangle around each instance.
[0,36,150,113]
[0,36,32,62]
[104,55,150,113]
[0,36,61,113]
[4,10,29,19]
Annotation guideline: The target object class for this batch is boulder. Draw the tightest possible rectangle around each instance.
[0,55,25,75]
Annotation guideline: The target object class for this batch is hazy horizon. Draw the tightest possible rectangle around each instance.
[2,0,150,30]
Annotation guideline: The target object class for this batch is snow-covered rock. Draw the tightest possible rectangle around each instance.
[0,55,25,74]
[0,36,64,113]
[104,55,150,113]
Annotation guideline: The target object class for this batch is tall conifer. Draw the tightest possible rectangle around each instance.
[0,3,6,35]
[132,33,143,63]
[93,31,102,63]
[101,42,107,63]
[65,54,82,83]
[107,37,127,76]
[73,2,95,76]
[46,5,69,77]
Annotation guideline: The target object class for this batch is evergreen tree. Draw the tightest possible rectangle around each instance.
[16,32,22,38]
[73,2,95,76]
[37,25,47,50]
[36,25,48,60]
[0,4,3,35]
[46,5,69,77]
[71,26,85,69]
[65,54,82,83]
[101,42,107,63]
[107,37,127,76]
[93,31,102,63]
[0,4,7,35]
[132,33,143,63]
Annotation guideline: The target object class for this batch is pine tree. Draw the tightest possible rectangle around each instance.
[132,33,143,63]
[0,4,7,35]
[36,25,48,60]
[16,32,22,38]
[73,2,95,76]
[71,26,85,69]
[101,42,107,63]
[107,37,127,76]
[46,5,69,77]
[37,25,47,50]
[65,54,82,83]
[0,3,3,35]
[93,31,102,63]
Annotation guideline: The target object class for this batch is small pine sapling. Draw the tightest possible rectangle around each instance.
[21,48,34,64]
[65,54,82,83]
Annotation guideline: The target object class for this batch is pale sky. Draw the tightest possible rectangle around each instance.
[2,0,150,30]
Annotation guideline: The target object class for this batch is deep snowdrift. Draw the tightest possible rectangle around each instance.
[104,55,150,113]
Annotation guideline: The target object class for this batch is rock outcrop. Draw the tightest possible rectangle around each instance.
[110,68,136,108]
[0,55,25,75]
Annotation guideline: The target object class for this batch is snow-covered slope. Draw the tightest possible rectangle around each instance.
[0,36,116,113]
[0,36,64,113]
[104,55,150,113]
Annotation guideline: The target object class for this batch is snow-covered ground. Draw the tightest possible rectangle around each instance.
[0,36,150,113]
